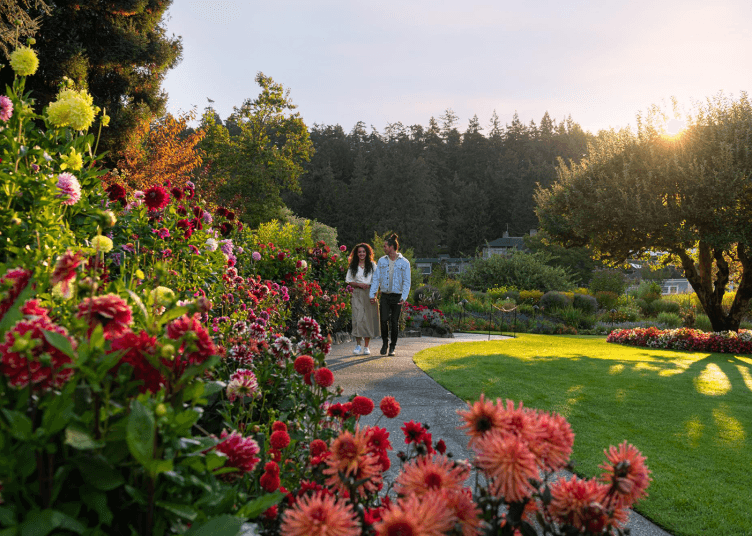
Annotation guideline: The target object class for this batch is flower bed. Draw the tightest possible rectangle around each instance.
[607,326,752,354]
[0,45,651,536]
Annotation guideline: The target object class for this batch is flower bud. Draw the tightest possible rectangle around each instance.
[155,403,168,417]
[161,344,176,359]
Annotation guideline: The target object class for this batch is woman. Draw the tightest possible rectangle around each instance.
[346,243,380,355]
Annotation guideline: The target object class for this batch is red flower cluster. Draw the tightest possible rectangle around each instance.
[143,185,170,211]
[379,396,401,418]
[110,329,163,393]
[260,460,281,492]
[608,326,752,354]
[0,302,76,391]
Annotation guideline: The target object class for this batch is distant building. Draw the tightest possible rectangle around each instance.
[482,230,535,258]
[660,279,693,295]
[414,254,473,276]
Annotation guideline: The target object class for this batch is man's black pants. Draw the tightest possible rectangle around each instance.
[379,293,402,348]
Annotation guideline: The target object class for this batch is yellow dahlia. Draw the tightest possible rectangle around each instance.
[9,47,39,76]
[90,235,113,253]
[46,88,97,131]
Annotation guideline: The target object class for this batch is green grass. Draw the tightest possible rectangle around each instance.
[414,334,752,536]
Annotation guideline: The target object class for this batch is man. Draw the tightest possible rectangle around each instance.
[370,234,411,356]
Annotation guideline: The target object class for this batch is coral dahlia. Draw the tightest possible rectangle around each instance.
[280,492,360,536]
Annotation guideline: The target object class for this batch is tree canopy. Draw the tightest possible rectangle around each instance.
[0,0,182,159]
[536,93,752,331]
[198,73,314,227]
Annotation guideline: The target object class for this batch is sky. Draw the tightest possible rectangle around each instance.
[161,0,752,136]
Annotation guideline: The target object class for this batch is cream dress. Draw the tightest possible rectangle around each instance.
[346,265,380,338]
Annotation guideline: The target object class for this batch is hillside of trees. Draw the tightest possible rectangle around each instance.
[282,110,594,257]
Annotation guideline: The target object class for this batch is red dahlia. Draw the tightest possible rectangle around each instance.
[105,183,127,205]
[77,293,133,339]
[351,395,375,416]
[313,367,334,388]
[379,396,401,418]
[143,185,170,210]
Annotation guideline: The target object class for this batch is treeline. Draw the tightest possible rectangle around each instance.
[283,110,593,257]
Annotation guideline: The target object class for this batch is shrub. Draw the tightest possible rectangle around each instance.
[634,298,650,316]
[695,313,713,332]
[558,305,595,329]
[589,269,626,295]
[633,280,662,303]
[519,289,544,305]
[651,299,680,314]
[594,290,619,310]
[540,291,571,312]
[573,293,598,314]
[414,284,441,307]
[460,250,575,292]
[488,285,520,302]
[656,312,683,328]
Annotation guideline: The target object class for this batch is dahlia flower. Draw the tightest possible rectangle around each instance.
[600,441,651,508]
[0,96,13,122]
[379,396,401,418]
[395,454,470,498]
[56,172,82,205]
[473,429,539,502]
[0,268,33,318]
[77,294,133,339]
[110,330,163,393]
[280,492,360,536]
[51,249,83,299]
[313,367,334,388]
[214,430,260,482]
[143,185,169,210]
[351,395,375,416]
[90,235,113,253]
[0,314,76,392]
[226,369,258,401]
[9,47,38,76]
[374,493,455,536]
[46,88,96,130]
[294,354,315,375]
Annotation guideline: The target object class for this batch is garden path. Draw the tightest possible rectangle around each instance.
[328,333,672,536]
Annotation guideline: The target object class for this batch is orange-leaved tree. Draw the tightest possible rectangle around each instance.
[114,110,206,191]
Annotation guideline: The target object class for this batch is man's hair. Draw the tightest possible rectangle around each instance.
[385,233,399,251]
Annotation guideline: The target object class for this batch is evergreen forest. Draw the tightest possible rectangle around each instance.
[282,110,593,256]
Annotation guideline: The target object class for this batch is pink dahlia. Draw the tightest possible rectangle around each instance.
[600,441,651,508]
[0,95,13,122]
[143,185,169,210]
[56,172,81,206]
[280,492,360,536]
[77,293,133,339]
[214,430,261,482]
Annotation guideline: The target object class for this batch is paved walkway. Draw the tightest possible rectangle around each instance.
[327,332,672,536]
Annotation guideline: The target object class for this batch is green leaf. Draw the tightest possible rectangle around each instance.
[41,329,76,360]
[157,306,189,327]
[1,409,32,441]
[155,502,197,521]
[73,454,124,491]
[202,380,225,397]
[65,426,104,450]
[19,509,85,536]
[205,451,227,471]
[0,277,35,338]
[146,459,173,478]
[126,400,154,468]
[183,515,242,536]
[236,491,285,519]
[0,506,16,525]
[80,488,113,526]
[41,396,74,436]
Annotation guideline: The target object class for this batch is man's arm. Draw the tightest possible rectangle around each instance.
[400,260,411,303]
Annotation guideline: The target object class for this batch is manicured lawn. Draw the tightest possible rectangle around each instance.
[414,334,752,536]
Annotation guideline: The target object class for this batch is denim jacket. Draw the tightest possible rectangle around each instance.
[369,253,411,301]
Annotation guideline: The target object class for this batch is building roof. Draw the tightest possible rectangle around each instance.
[485,236,526,248]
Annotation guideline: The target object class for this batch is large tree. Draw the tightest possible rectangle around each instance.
[199,73,314,226]
[535,93,752,331]
[0,0,182,159]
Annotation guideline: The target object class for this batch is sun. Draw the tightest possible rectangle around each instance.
[663,118,687,139]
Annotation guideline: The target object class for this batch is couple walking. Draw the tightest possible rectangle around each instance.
[345,234,411,356]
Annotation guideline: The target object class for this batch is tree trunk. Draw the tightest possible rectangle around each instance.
[677,243,752,332]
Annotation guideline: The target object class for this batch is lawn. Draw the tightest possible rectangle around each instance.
[413,334,752,536]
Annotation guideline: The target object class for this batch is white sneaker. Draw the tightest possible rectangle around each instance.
[353,345,362,355]
[363,347,371,355]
